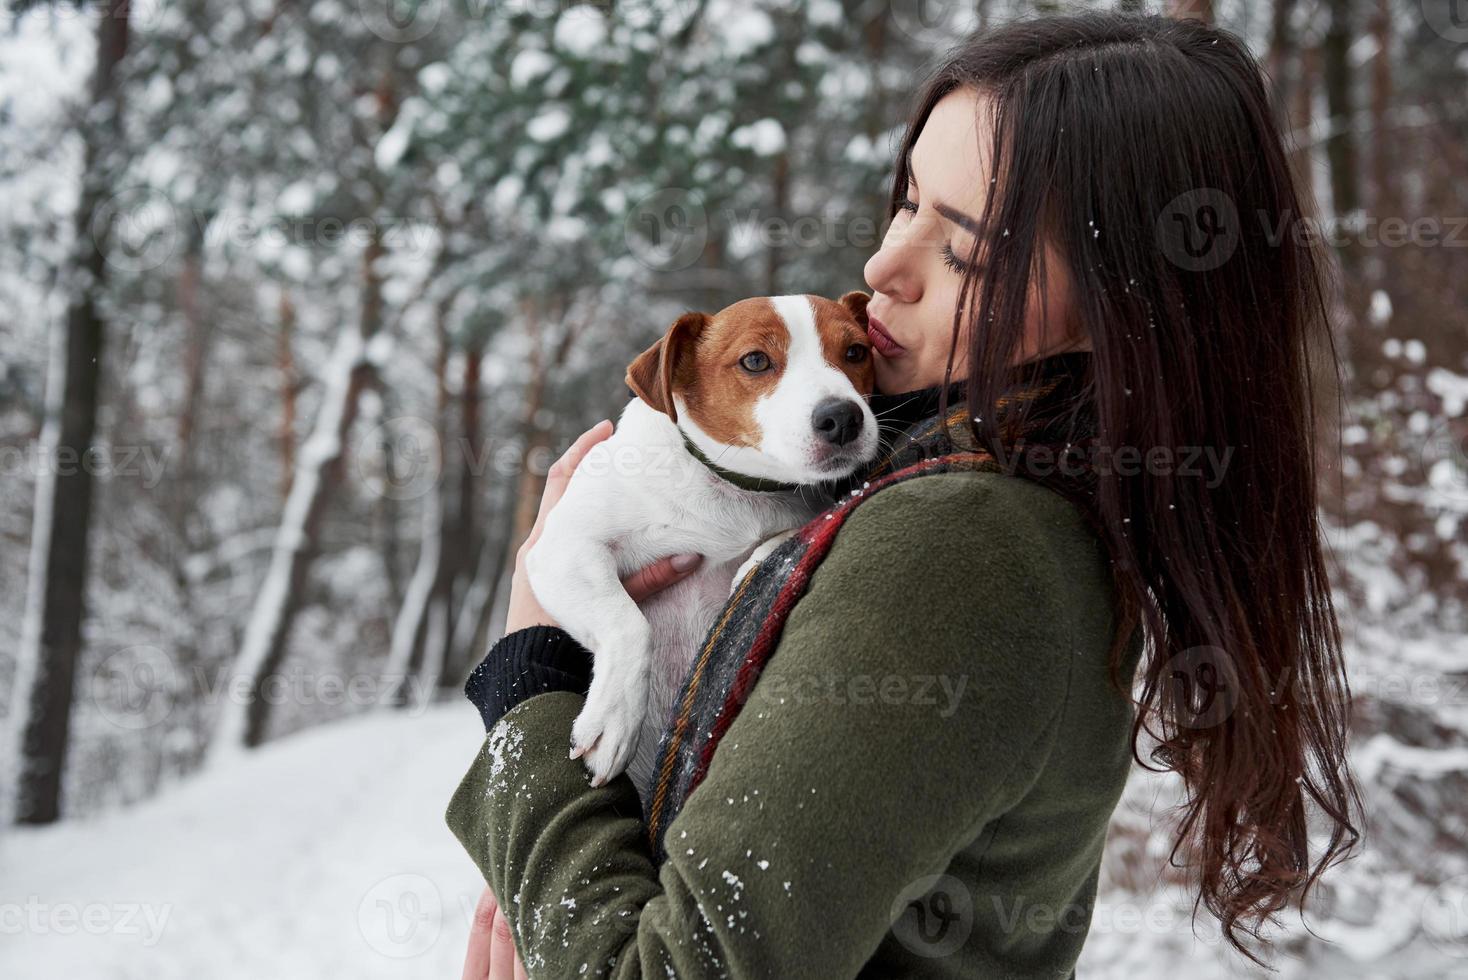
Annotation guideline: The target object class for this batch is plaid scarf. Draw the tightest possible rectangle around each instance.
[641,352,1097,862]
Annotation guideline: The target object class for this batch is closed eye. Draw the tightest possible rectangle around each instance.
[941,243,980,275]
[898,189,979,276]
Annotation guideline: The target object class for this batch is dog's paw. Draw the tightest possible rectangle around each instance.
[570,684,646,787]
[731,530,797,595]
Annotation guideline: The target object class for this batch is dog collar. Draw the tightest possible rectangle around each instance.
[678,430,802,494]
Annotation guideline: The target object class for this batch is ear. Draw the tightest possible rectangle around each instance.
[625,311,707,423]
[838,290,870,328]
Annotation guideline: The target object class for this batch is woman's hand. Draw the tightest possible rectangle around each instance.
[476,421,701,977]
[462,887,525,980]
[505,418,704,633]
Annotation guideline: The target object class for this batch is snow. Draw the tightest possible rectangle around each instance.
[1369,289,1393,325]
[374,112,413,172]
[707,1,774,58]
[1354,732,1468,783]
[510,49,554,89]
[526,108,572,143]
[730,119,786,157]
[1426,368,1468,416]
[553,7,608,57]
[0,706,489,979]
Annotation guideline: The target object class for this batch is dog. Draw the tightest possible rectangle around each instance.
[524,292,881,797]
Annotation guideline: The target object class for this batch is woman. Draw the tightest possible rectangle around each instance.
[449,12,1362,977]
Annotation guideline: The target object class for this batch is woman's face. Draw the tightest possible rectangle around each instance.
[862,87,1084,394]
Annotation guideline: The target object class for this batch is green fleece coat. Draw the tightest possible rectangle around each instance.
[447,468,1143,978]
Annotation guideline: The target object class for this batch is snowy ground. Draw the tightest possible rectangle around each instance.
[4,685,1465,978]
[1,705,490,980]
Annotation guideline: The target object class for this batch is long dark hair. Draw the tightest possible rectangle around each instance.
[892,13,1363,966]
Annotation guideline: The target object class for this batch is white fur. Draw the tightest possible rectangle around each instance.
[524,296,877,797]
[524,398,824,794]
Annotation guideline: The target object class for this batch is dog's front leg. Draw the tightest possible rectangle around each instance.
[525,531,652,787]
[730,528,799,594]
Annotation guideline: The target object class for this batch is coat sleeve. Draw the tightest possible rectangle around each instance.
[445,473,1079,978]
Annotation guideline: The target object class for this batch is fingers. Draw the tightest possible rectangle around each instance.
[541,419,613,514]
[523,419,614,555]
[515,951,529,980]
[487,903,515,980]
[621,553,704,603]
[462,887,497,980]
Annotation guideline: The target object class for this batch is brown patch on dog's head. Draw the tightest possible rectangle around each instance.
[678,298,794,447]
[814,290,875,396]
[625,299,791,446]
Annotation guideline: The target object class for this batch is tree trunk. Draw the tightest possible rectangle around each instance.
[1322,0,1362,299]
[1369,0,1396,224]
[439,343,485,690]
[209,230,384,754]
[277,289,298,499]
[174,214,213,485]
[9,0,132,826]
[1267,0,1300,117]
[764,152,789,295]
[446,527,511,692]
[381,479,442,706]
[1292,42,1318,205]
[1322,0,1360,220]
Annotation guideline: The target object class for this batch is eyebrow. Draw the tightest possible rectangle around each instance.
[935,202,983,236]
[905,151,984,236]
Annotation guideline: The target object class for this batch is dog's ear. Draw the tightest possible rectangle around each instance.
[625,311,707,423]
[838,290,870,328]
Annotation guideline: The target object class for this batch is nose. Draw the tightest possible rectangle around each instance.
[811,398,864,447]
[864,224,923,305]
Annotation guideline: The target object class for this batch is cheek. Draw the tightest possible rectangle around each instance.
[913,280,962,352]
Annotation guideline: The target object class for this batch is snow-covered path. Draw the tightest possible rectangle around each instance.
[2,705,489,979]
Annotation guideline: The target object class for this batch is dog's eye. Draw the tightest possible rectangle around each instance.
[845,344,870,363]
[739,351,772,373]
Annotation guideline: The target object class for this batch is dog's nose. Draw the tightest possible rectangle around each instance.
[811,398,864,447]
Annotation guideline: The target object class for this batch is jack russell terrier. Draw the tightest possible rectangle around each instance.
[524,292,880,795]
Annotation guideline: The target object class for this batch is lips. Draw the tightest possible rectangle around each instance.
[866,313,907,358]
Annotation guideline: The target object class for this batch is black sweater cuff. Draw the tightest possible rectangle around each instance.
[463,625,594,732]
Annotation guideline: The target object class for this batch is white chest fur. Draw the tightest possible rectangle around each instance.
[524,398,824,798]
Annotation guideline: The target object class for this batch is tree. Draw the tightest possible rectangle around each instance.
[9,0,133,825]
[209,231,386,753]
